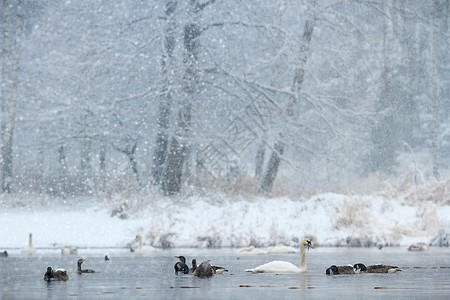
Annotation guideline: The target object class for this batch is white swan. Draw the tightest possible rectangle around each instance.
[21,233,36,255]
[246,238,314,274]
[236,245,267,256]
[266,243,297,254]
[61,245,78,255]
[135,234,160,254]
[408,242,429,252]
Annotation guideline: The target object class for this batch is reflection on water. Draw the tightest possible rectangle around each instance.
[1,248,449,299]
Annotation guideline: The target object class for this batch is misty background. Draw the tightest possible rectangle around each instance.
[1,0,448,204]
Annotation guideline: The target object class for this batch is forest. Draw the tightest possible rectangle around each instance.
[1,0,448,202]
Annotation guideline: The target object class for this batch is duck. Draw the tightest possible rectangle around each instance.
[211,265,228,275]
[0,250,8,257]
[266,243,297,254]
[61,246,78,255]
[188,259,197,274]
[135,234,159,254]
[245,237,314,274]
[77,259,95,274]
[354,263,401,273]
[105,255,110,261]
[236,245,267,256]
[192,260,214,278]
[174,256,189,275]
[408,242,429,252]
[43,267,69,281]
[326,265,355,275]
[21,233,36,255]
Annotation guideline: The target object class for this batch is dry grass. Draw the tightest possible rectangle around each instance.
[333,199,373,230]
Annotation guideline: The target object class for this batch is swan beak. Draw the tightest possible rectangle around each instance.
[307,241,314,249]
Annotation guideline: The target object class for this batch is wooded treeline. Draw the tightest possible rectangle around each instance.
[0,0,448,198]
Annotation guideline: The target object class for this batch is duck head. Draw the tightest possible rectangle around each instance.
[175,256,186,264]
[325,265,340,275]
[353,263,367,272]
[77,259,85,267]
[45,267,54,280]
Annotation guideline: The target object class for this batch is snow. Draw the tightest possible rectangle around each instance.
[0,193,449,250]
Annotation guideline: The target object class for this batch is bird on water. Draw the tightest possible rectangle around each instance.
[77,259,95,274]
[174,256,189,275]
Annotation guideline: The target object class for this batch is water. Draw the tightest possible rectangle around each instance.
[1,247,449,299]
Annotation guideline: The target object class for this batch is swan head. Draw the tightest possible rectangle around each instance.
[300,238,314,249]
[353,263,367,272]
[135,234,142,242]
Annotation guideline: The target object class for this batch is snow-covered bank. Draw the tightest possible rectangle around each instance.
[1,192,449,249]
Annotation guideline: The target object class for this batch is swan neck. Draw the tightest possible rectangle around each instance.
[138,237,143,249]
[299,244,306,269]
[29,234,32,248]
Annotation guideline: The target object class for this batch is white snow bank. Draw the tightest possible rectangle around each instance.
[0,193,449,249]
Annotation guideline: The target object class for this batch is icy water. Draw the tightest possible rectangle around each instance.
[1,247,449,299]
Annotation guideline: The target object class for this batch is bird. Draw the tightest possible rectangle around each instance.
[408,242,429,252]
[21,233,36,255]
[43,267,69,281]
[188,259,197,274]
[174,256,190,275]
[266,243,297,254]
[211,265,228,275]
[236,245,267,256]
[135,234,159,254]
[0,250,8,257]
[105,255,110,261]
[326,265,355,275]
[61,246,78,255]
[354,263,401,273]
[245,237,314,274]
[77,259,95,274]
[192,260,214,278]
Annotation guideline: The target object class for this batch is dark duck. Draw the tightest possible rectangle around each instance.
[354,263,401,273]
[188,259,197,274]
[326,265,355,275]
[192,260,215,278]
[43,267,69,281]
[0,250,8,257]
[77,259,95,274]
[174,256,189,275]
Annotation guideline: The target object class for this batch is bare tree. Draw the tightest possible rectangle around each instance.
[162,0,216,195]
[258,0,316,194]
[1,0,24,192]
[152,0,177,185]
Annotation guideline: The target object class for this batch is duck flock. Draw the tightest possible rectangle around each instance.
[1,234,410,282]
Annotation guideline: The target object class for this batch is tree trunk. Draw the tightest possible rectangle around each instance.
[152,0,177,185]
[112,139,140,185]
[1,0,24,193]
[162,1,209,195]
[80,137,92,178]
[431,0,441,179]
[258,142,284,194]
[258,1,316,194]
[254,141,265,180]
